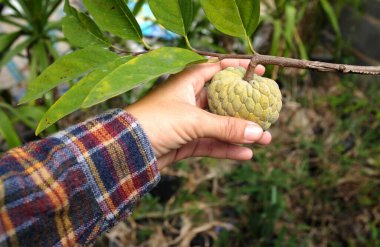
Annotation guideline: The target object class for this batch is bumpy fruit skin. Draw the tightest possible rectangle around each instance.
[207,67,282,130]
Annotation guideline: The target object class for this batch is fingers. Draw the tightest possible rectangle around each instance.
[199,111,265,144]
[192,139,253,160]
[196,88,208,108]
[253,64,265,76]
[177,59,266,95]
[186,59,249,83]
[258,131,272,145]
[157,139,253,169]
[157,133,272,170]
[182,139,253,160]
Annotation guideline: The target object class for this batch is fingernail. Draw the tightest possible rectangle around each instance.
[244,124,263,141]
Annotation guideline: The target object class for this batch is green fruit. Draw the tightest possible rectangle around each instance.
[207,67,282,130]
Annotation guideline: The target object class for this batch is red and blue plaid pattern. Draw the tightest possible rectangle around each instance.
[0,109,160,246]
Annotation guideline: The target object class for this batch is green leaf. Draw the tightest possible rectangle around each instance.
[0,102,45,130]
[83,47,205,107]
[29,46,39,81]
[0,109,22,148]
[284,5,296,50]
[64,0,78,17]
[82,0,143,42]
[295,30,309,60]
[63,14,110,48]
[45,40,60,60]
[33,41,50,70]
[133,0,146,15]
[148,0,194,36]
[320,0,341,38]
[36,56,132,134]
[274,0,286,15]
[46,0,62,20]
[0,37,35,68]
[0,15,26,29]
[0,102,31,127]
[63,0,109,48]
[200,0,260,39]
[20,47,119,104]
[16,106,46,128]
[0,31,21,52]
[269,19,282,56]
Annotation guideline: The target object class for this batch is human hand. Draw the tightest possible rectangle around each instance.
[127,59,272,170]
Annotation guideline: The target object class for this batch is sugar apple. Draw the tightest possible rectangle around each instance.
[207,67,282,130]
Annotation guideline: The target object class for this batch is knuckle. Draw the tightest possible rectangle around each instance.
[191,110,206,138]
[223,117,238,140]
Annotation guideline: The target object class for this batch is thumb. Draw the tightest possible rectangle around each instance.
[200,111,264,144]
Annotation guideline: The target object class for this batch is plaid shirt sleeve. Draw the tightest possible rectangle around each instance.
[0,109,160,246]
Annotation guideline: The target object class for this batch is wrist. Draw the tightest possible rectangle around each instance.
[125,104,161,158]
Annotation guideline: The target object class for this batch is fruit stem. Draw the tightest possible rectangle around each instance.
[244,56,259,81]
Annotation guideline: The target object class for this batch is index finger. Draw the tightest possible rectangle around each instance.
[182,59,266,94]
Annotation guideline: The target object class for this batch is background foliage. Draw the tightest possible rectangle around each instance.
[0,0,379,246]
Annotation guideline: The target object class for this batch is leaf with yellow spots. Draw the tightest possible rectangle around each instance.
[82,47,205,108]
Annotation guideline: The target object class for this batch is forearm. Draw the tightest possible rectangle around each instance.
[0,109,160,246]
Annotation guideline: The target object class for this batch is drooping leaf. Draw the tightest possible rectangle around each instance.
[82,0,143,42]
[0,102,45,130]
[29,46,39,81]
[16,106,46,128]
[133,0,146,15]
[269,19,282,56]
[148,0,194,36]
[46,0,62,19]
[0,31,21,52]
[284,5,296,50]
[320,0,341,38]
[0,37,35,68]
[295,30,309,60]
[0,109,21,148]
[83,47,205,107]
[274,0,286,15]
[200,0,260,39]
[32,41,50,70]
[45,40,60,60]
[36,56,132,134]
[20,47,119,104]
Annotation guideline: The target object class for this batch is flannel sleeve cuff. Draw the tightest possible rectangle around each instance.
[52,109,160,240]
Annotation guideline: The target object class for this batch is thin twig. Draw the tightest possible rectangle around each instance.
[118,49,380,75]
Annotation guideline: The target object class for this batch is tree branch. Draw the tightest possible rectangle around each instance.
[194,51,380,75]
[122,49,380,76]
